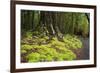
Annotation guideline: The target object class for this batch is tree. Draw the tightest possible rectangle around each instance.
[21,10,89,39]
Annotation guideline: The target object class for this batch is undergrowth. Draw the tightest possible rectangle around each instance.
[21,33,82,62]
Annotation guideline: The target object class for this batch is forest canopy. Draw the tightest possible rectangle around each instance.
[21,10,90,62]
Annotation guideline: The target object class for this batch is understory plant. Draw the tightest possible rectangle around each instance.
[21,34,82,62]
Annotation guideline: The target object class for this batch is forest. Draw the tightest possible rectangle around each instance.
[21,10,90,63]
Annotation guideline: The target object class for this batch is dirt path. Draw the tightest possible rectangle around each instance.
[76,37,89,60]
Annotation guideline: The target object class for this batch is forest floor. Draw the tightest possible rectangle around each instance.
[21,34,89,62]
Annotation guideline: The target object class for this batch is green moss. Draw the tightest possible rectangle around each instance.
[21,44,33,51]
[21,34,82,62]
[63,34,82,50]
[26,53,41,62]
[26,46,76,62]
[25,31,33,39]
[25,44,76,62]
[21,49,27,54]
[50,37,65,47]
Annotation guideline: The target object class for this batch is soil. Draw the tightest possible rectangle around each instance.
[75,37,89,60]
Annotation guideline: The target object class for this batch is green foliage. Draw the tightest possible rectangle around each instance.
[50,38,64,47]
[26,53,41,62]
[21,44,33,51]
[79,14,89,37]
[21,31,33,41]
[21,10,89,38]
[63,34,82,50]
[21,32,49,45]
[21,34,82,62]
[59,13,89,37]
[25,44,76,62]
[58,51,76,60]
[25,31,33,39]
[21,49,27,54]
[21,10,88,63]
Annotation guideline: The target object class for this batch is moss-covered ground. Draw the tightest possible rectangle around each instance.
[21,32,83,63]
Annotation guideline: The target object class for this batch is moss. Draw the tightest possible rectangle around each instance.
[26,46,76,62]
[50,37,65,47]
[21,34,82,62]
[63,34,82,50]
[21,49,27,54]
[25,31,33,39]
[26,53,41,62]
[21,44,33,51]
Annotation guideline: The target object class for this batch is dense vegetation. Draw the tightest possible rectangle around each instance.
[21,10,89,63]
